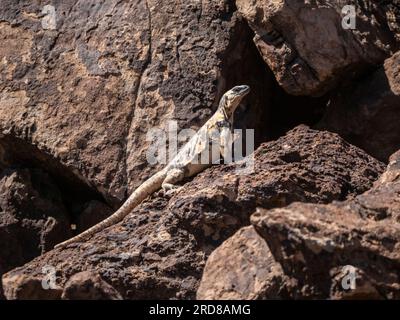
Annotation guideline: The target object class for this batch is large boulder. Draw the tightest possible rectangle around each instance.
[61,271,123,300]
[319,51,400,162]
[2,126,384,299]
[251,150,400,299]
[0,0,272,208]
[236,0,400,96]
[0,0,276,298]
[197,226,289,300]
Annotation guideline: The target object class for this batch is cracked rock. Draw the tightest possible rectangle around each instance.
[236,0,400,96]
[1,126,384,299]
[251,150,400,299]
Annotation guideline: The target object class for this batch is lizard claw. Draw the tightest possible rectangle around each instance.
[162,184,182,196]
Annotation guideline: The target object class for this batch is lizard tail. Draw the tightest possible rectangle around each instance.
[55,169,167,249]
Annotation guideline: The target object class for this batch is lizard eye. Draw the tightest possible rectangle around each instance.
[231,85,249,96]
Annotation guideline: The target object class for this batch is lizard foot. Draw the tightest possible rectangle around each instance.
[161,183,183,196]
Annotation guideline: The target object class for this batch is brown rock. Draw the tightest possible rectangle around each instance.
[197,226,289,300]
[2,274,62,300]
[76,200,113,233]
[236,0,399,96]
[1,126,384,299]
[62,271,122,300]
[385,1,400,42]
[251,150,400,299]
[0,168,71,296]
[0,0,272,208]
[0,0,275,298]
[319,51,400,162]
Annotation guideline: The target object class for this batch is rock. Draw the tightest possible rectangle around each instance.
[197,226,289,299]
[385,1,400,42]
[76,200,113,233]
[2,274,62,300]
[251,150,400,299]
[2,126,384,299]
[0,168,71,296]
[318,51,400,162]
[236,0,400,96]
[0,0,273,208]
[61,271,122,300]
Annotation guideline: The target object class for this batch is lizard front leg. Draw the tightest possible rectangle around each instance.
[161,168,185,194]
[218,123,234,164]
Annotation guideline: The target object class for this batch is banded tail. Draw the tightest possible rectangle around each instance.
[55,169,167,249]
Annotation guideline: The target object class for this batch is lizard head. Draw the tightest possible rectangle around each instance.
[219,85,250,117]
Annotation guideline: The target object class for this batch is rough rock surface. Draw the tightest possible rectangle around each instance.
[319,51,400,162]
[0,0,272,208]
[0,0,278,298]
[236,0,400,96]
[1,126,384,299]
[385,1,400,41]
[76,200,113,233]
[197,226,289,300]
[0,168,71,291]
[251,150,400,299]
[61,271,122,300]
[2,273,62,300]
